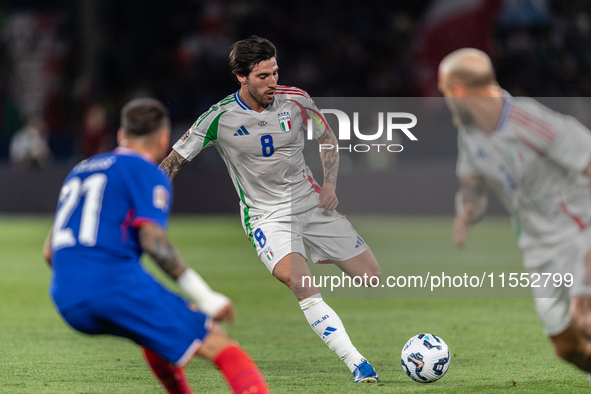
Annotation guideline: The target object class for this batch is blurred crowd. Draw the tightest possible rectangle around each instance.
[1,0,591,165]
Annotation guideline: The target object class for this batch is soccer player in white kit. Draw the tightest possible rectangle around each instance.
[160,36,380,383]
[438,48,591,373]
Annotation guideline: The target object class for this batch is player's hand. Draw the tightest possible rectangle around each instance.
[42,229,53,268]
[200,291,234,326]
[318,183,338,211]
[212,300,234,326]
[453,203,474,249]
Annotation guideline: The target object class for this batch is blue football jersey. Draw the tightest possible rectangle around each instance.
[50,147,172,312]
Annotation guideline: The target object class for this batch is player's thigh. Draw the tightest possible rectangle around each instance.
[300,207,371,265]
[61,282,211,366]
[249,220,305,273]
[333,249,381,281]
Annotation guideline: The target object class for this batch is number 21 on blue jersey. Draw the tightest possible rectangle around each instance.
[52,174,107,250]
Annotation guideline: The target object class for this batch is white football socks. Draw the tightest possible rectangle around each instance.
[299,294,366,373]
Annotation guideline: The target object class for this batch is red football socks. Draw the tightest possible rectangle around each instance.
[214,344,270,394]
[142,347,192,394]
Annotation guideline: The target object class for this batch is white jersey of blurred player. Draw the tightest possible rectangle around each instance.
[174,86,327,224]
[457,96,591,256]
[440,47,591,375]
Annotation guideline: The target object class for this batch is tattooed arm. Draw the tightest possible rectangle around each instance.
[139,222,233,323]
[159,150,188,180]
[316,129,340,211]
[453,176,488,248]
[139,222,187,279]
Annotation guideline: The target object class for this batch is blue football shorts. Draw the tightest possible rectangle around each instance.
[58,279,211,366]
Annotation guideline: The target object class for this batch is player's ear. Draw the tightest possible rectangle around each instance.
[236,74,247,85]
[117,128,126,146]
[159,127,170,148]
[451,83,468,98]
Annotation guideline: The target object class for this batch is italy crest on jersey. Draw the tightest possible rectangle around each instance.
[278,112,291,132]
[263,246,274,261]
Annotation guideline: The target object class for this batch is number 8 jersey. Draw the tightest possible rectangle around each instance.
[172,87,328,223]
[50,147,172,311]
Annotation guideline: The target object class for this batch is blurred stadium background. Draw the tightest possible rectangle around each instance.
[0,0,589,215]
[4,2,591,392]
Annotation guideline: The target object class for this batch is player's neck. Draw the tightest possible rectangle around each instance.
[238,87,265,113]
[471,97,505,134]
[467,86,505,134]
[117,144,159,163]
[472,98,505,134]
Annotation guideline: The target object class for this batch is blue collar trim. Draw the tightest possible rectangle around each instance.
[235,90,275,110]
[235,91,252,110]
[495,98,512,133]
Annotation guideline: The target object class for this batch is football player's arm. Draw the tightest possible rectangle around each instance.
[316,129,339,211]
[453,176,488,248]
[159,150,188,180]
[42,224,53,267]
[138,222,233,324]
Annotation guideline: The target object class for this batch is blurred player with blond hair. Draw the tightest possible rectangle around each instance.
[439,48,591,373]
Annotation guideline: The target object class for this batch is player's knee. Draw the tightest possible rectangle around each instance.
[554,340,579,363]
[291,275,317,296]
[551,328,585,364]
[361,250,381,283]
[571,306,591,339]
[371,269,382,283]
[279,275,292,289]
[361,267,381,286]
[197,328,235,362]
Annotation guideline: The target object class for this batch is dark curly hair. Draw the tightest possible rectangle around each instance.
[229,36,277,81]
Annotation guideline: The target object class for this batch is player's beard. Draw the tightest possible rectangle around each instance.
[447,98,474,128]
[247,82,274,107]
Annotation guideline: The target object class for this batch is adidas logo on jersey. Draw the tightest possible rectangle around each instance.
[233,126,250,136]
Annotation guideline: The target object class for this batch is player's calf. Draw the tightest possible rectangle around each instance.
[197,330,270,394]
[142,347,193,394]
[214,344,270,394]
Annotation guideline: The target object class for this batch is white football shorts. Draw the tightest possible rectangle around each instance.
[243,207,369,273]
[525,227,591,336]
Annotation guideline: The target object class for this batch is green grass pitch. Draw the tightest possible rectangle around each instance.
[1,215,589,393]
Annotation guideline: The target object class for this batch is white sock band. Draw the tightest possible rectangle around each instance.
[299,294,365,372]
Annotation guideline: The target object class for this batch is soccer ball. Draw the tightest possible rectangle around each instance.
[401,333,450,383]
